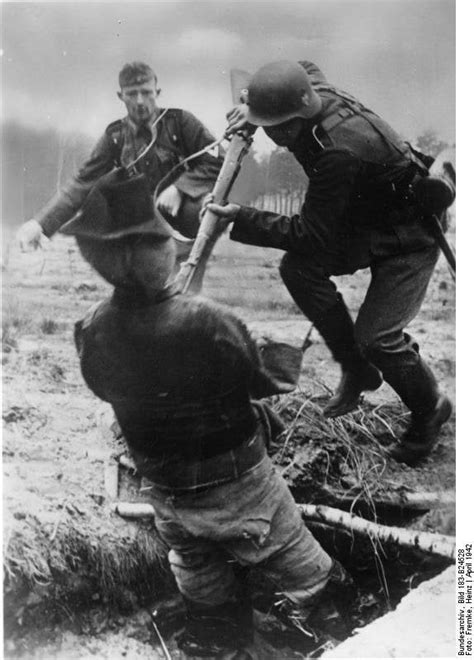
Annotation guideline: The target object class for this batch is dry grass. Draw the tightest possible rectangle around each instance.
[4,506,171,629]
[271,389,409,505]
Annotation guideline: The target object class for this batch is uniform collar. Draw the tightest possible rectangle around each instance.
[125,108,163,137]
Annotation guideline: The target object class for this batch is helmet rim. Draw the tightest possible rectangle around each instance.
[245,60,322,127]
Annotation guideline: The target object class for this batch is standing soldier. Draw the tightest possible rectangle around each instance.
[67,178,354,658]
[16,61,223,270]
[208,60,454,466]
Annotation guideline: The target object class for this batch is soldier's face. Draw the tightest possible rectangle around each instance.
[118,79,160,125]
[264,117,305,148]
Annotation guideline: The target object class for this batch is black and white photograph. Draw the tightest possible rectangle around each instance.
[2,1,461,658]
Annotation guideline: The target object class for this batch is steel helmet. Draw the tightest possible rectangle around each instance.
[246,61,322,126]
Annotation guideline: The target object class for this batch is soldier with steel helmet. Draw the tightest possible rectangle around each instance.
[208,59,454,466]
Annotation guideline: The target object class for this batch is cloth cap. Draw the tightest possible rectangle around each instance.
[61,170,172,241]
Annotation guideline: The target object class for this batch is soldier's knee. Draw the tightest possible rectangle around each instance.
[356,328,419,369]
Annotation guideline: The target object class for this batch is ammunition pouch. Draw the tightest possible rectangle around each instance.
[412,173,456,218]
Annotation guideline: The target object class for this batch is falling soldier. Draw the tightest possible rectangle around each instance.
[16,61,223,277]
[66,177,354,657]
[208,59,455,466]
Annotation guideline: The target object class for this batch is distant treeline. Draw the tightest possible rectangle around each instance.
[1,120,309,230]
[2,121,453,232]
[2,121,94,230]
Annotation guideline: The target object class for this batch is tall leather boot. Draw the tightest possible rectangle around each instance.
[314,295,382,418]
[382,357,452,465]
[177,598,254,658]
[256,559,356,654]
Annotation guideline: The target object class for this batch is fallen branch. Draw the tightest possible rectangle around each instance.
[319,486,455,512]
[115,501,455,560]
[299,504,455,560]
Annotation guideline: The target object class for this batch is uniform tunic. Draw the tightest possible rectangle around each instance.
[36,109,223,239]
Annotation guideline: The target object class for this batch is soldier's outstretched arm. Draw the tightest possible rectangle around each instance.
[18,131,117,249]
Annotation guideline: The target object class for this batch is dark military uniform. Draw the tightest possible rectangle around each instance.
[230,61,444,424]
[74,288,334,653]
[35,109,223,239]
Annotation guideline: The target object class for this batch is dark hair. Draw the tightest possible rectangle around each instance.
[118,62,157,88]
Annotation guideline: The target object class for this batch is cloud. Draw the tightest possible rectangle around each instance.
[176,28,243,59]
[1,1,455,146]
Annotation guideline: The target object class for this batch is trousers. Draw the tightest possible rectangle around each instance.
[149,455,332,608]
[280,239,439,372]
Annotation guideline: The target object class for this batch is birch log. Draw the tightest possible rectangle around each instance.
[299,503,455,560]
[115,500,455,560]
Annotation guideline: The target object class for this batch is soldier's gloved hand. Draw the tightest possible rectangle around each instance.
[156,184,183,218]
[16,219,48,252]
[225,104,255,138]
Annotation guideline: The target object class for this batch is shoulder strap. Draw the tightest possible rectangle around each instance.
[314,84,412,160]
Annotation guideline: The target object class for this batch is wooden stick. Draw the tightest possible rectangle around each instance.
[299,504,455,560]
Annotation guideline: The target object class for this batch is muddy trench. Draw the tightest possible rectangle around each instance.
[4,481,454,659]
[4,394,455,658]
[4,532,453,659]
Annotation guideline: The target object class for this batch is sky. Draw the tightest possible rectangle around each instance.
[1,0,455,155]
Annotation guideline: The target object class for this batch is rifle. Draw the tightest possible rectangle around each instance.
[174,70,253,294]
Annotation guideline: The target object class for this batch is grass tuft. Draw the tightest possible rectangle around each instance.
[4,509,171,631]
[271,389,409,505]
[39,318,60,335]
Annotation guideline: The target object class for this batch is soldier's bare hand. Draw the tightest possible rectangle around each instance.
[225,104,251,137]
[156,185,183,218]
[206,202,240,223]
[16,219,47,252]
